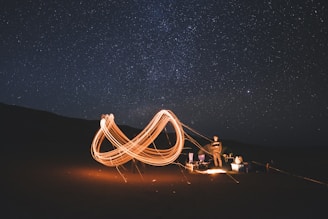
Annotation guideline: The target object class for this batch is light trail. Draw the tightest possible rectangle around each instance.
[90,110,242,184]
[91,109,186,167]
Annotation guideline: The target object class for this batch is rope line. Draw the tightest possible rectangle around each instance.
[252,161,328,187]
[181,123,212,142]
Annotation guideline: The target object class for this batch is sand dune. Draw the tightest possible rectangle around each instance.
[1,103,327,218]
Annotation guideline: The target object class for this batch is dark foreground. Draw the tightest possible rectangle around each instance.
[1,103,326,218]
[1,151,327,219]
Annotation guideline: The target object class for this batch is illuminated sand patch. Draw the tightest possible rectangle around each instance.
[58,165,238,186]
[62,166,192,184]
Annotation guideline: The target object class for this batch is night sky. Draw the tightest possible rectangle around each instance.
[1,0,327,148]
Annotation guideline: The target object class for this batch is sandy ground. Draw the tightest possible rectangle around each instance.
[1,152,327,219]
[1,103,327,218]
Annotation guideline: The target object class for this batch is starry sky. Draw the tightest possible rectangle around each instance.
[1,0,327,148]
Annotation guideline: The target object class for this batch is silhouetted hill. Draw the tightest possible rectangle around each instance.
[2,103,326,166]
[1,102,327,180]
[0,103,282,161]
[0,103,140,162]
[0,102,96,144]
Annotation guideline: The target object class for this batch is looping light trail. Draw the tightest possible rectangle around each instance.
[91,109,186,167]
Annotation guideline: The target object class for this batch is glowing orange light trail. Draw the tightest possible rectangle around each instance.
[91,109,185,167]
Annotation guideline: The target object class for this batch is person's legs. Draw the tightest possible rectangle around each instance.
[219,156,222,167]
[213,154,218,167]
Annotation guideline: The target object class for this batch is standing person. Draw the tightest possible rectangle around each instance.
[211,135,223,167]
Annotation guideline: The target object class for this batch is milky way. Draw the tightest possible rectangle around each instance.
[1,0,327,147]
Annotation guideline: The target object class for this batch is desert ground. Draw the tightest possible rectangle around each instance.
[1,103,327,218]
[1,145,327,219]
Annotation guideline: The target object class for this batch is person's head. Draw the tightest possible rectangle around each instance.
[213,135,219,141]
